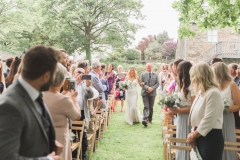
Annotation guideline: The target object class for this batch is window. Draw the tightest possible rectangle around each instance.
[207,29,218,42]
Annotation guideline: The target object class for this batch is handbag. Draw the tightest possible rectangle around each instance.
[190,146,203,160]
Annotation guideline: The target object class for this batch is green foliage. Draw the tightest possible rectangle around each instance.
[0,0,145,60]
[123,49,140,60]
[173,0,240,39]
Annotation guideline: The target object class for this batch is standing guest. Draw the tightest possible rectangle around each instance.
[69,64,77,78]
[158,64,168,96]
[43,63,81,160]
[5,56,21,88]
[74,67,93,160]
[4,57,13,78]
[228,63,239,82]
[101,63,109,100]
[13,61,23,82]
[209,57,223,67]
[167,61,195,160]
[99,70,109,102]
[140,63,159,127]
[112,65,126,112]
[106,63,116,94]
[89,60,107,109]
[58,49,68,68]
[78,61,91,75]
[0,57,6,94]
[187,62,224,160]
[212,62,240,160]
[0,45,63,159]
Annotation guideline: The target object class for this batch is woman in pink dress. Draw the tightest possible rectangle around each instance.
[43,63,80,160]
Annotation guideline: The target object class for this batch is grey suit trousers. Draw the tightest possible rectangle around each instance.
[142,94,156,122]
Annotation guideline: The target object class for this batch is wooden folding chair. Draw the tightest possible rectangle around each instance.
[167,137,191,160]
[87,116,98,160]
[224,141,240,159]
[71,120,85,160]
[163,125,176,160]
[94,111,103,147]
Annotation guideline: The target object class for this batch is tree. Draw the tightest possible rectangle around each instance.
[162,40,177,60]
[173,0,240,39]
[144,41,162,60]
[124,48,140,60]
[42,0,144,62]
[136,35,156,60]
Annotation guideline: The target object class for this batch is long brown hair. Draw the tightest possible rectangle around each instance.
[177,61,192,98]
[5,57,21,86]
[0,57,3,83]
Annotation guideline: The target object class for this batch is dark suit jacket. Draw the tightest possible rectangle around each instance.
[0,80,55,160]
[140,71,159,96]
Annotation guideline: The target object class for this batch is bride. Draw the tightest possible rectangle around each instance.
[125,66,142,125]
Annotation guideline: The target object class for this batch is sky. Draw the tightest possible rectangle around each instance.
[132,0,180,46]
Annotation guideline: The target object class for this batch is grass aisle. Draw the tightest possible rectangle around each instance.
[92,86,163,160]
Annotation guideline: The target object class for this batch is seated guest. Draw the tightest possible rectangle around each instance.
[4,57,13,78]
[5,56,21,88]
[187,62,224,160]
[43,63,81,160]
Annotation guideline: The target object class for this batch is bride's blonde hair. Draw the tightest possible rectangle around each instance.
[126,66,138,80]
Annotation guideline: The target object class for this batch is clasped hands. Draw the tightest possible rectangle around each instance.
[140,82,153,93]
[187,133,197,148]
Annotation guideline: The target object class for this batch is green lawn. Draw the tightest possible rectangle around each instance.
[91,86,163,160]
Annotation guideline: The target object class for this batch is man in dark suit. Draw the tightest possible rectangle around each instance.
[140,63,159,127]
[0,45,63,160]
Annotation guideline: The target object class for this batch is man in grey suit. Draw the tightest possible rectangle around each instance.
[0,45,62,160]
[140,63,159,127]
[89,60,107,109]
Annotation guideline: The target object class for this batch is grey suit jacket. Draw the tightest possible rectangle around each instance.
[0,81,55,160]
[89,71,107,108]
[140,71,159,96]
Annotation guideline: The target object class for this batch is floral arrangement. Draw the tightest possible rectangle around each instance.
[158,93,179,110]
[119,80,132,90]
[223,99,230,114]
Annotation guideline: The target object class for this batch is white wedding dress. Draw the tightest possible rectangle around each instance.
[125,79,142,125]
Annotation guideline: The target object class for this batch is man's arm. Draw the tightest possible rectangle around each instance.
[151,73,160,91]
[140,73,149,90]
[91,76,105,93]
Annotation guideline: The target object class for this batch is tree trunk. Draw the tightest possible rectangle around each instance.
[85,41,91,63]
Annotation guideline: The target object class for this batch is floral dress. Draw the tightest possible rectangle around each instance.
[115,74,125,100]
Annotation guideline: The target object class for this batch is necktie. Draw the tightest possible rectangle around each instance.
[149,72,151,79]
[36,93,46,117]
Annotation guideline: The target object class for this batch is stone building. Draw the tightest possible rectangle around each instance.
[176,24,240,63]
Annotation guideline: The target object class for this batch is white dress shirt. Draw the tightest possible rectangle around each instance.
[190,87,224,137]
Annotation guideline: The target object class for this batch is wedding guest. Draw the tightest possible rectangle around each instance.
[212,62,240,160]
[5,56,21,88]
[58,49,68,67]
[228,63,239,82]
[13,61,23,82]
[0,45,62,159]
[209,57,223,66]
[101,63,109,100]
[43,63,81,160]
[78,61,91,74]
[4,57,13,78]
[168,61,195,160]
[112,65,125,112]
[0,57,6,94]
[99,70,109,101]
[158,64,168,96]
[187,62,224,160]
[69,64,77,78]
[106,63,116,94]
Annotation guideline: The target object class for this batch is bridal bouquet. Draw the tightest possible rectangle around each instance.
[223,99,230,114]
[158,93,179,111]
[119,80,132,90]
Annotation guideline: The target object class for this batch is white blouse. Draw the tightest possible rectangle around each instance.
[190,87,224,137]
[178,85,195,106]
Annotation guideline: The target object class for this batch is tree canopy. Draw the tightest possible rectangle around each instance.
[0,0,145,62]
[173,0,240,38]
